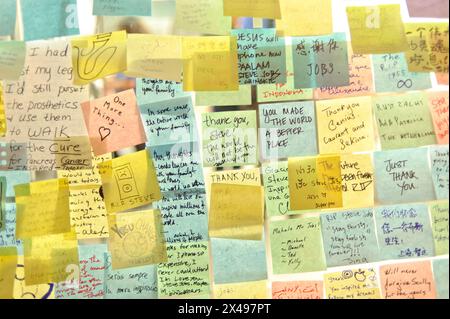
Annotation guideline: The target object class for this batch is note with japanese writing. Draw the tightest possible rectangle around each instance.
[428,91,449,145]
[430,145,449,200]
[433,258,449,299]
[195,85,252,107]
[374,148,436,204]
[223,0,280,19]
[214,280,267,299]
[316,96,375,154]
[430,201,449,256]
[340,154,374,208]
[0,247,17,298]
[108,209,167,270]
[373,92,436,150]
[93,0,152,16]
[211,238,267,284]
[71,31,127,85]
[346,5,408,54]
[272,281,323,299]
[380,261,436,299]
[136,78,188,104]
[0,0,16,37]
[0,41,26,81]
[321,209,379,267]
[324,268,380,299]
[375,203,435,260]
[372,53,432,93]
[209,183,264,240]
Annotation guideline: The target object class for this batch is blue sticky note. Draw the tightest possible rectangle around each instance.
[0,0,16,36]
[93,0,152,16]
[259,101,318,159]
[231,28,287,85]
[211,237,267,284]
[0,203,22,253]
[321,208,379,267]
[433,258,449,299]
[374,148,436,204]
[292,33,350,89]
[136,79,188,105]
[140,96,197,146]
[430,145,449,200]
[372,53,432,93]
[0,171,31,198]
[375,203,435,260]
[21,0,79,41]
[154,192,208,244]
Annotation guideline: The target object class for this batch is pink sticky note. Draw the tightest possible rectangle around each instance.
[406,0,449,18]
[81,89,147,156]
[428,91,449,144]
[380,261,437,299]
[272,281,324,299]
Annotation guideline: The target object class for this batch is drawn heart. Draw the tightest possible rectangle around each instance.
[98,126,111,142]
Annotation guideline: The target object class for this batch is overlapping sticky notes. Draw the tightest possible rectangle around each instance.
[175,0,231,35]
[14,178,71,239]
[231,28,286,85]
[93,0,152,16]
[262,162,292,217]
[0,172,30,198]
[0,41,26,81]
[104,253,157,299]
[71,30,127,85]
[209,183,264,240]
[259,101,317,160]
[272,281,323,299]
[292,33,349,89]
[373,92,436,150]
[126,34,182,81]
[430,145,449,200]
[316,96,375,154]
[428,91,449,145]
[324,268,380,299]
[0,247,17,299]
[149,143,204,193]
[277,0,332,36]
[223,0,281,19]
[380,261,436,299]
[214,280,267,299]
[108,209,167,270]
[23,231,79,285]
[55,244,106,299]
[321,209,379,268]
[372,53,432,93]
[270,217,326,274]
[257,46,313,103]
[340,154,374,208]
[315,46,374,99]
[182,36,238,91]
[136,78,187,104]
[154,192,208,244]
[21,0,79,41]
[13,255,55,299]
[0,0,16,37]
[346,5,408,54]
[157,242,210,298]
[140,96,197,147]
[375,203,435,260]
[374,148,435,204]
[205,167,261,196]
[98,150,161,213]
[430,201,449,256]
[211,238,267,284]
[406,0,449,18]
[288,155,343,211]
[202,110,258,167]
[405,23,449,73]
[195,85,252,107]
[81,89,146,156]
[433,258,449,299]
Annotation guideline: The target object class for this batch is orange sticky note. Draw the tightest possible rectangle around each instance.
[272,281,323,299]
[428,91,449,144]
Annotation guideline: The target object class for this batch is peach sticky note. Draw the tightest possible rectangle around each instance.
[428,91,449,144]
[272,281,324,299]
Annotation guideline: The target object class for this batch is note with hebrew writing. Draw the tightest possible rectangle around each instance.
[324,268,380,299]
[272,281,323,299]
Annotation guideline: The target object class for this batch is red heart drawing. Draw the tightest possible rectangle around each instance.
[98,126,111,141]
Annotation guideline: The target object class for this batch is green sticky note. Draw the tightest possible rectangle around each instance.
[0,0,16,37]
[195,85,252,107]
[433,258,449,299]
[430,201,449,256]
[136,78,189,104]
[93,0,152,16]
[269,217,326,274]
[202,110,258,167]
[372,53,432,93]
[373,92,436,150]
[0,41,26,81]
[430,145,449,200]
[262,161,290,217]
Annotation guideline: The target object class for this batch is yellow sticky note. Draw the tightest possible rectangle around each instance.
[316,96,375,154]
[288,155,343,211]
[126,34,183,81]
[13,255,55,299]
[15,178,71,239]
[214,280,268,299]
[205,168,261,200]
[0,83,6,137]
[71,30,127,85]
[209,183,264,240]
[107,209,167,270]
[346,5,408,54]
[98,150,162,214]
[224,0,281,19]
[0,247,17,299]
[324,268,381,299]
[277,0,332,36]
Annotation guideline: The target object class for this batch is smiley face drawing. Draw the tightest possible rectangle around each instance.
[122,232,150,258]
